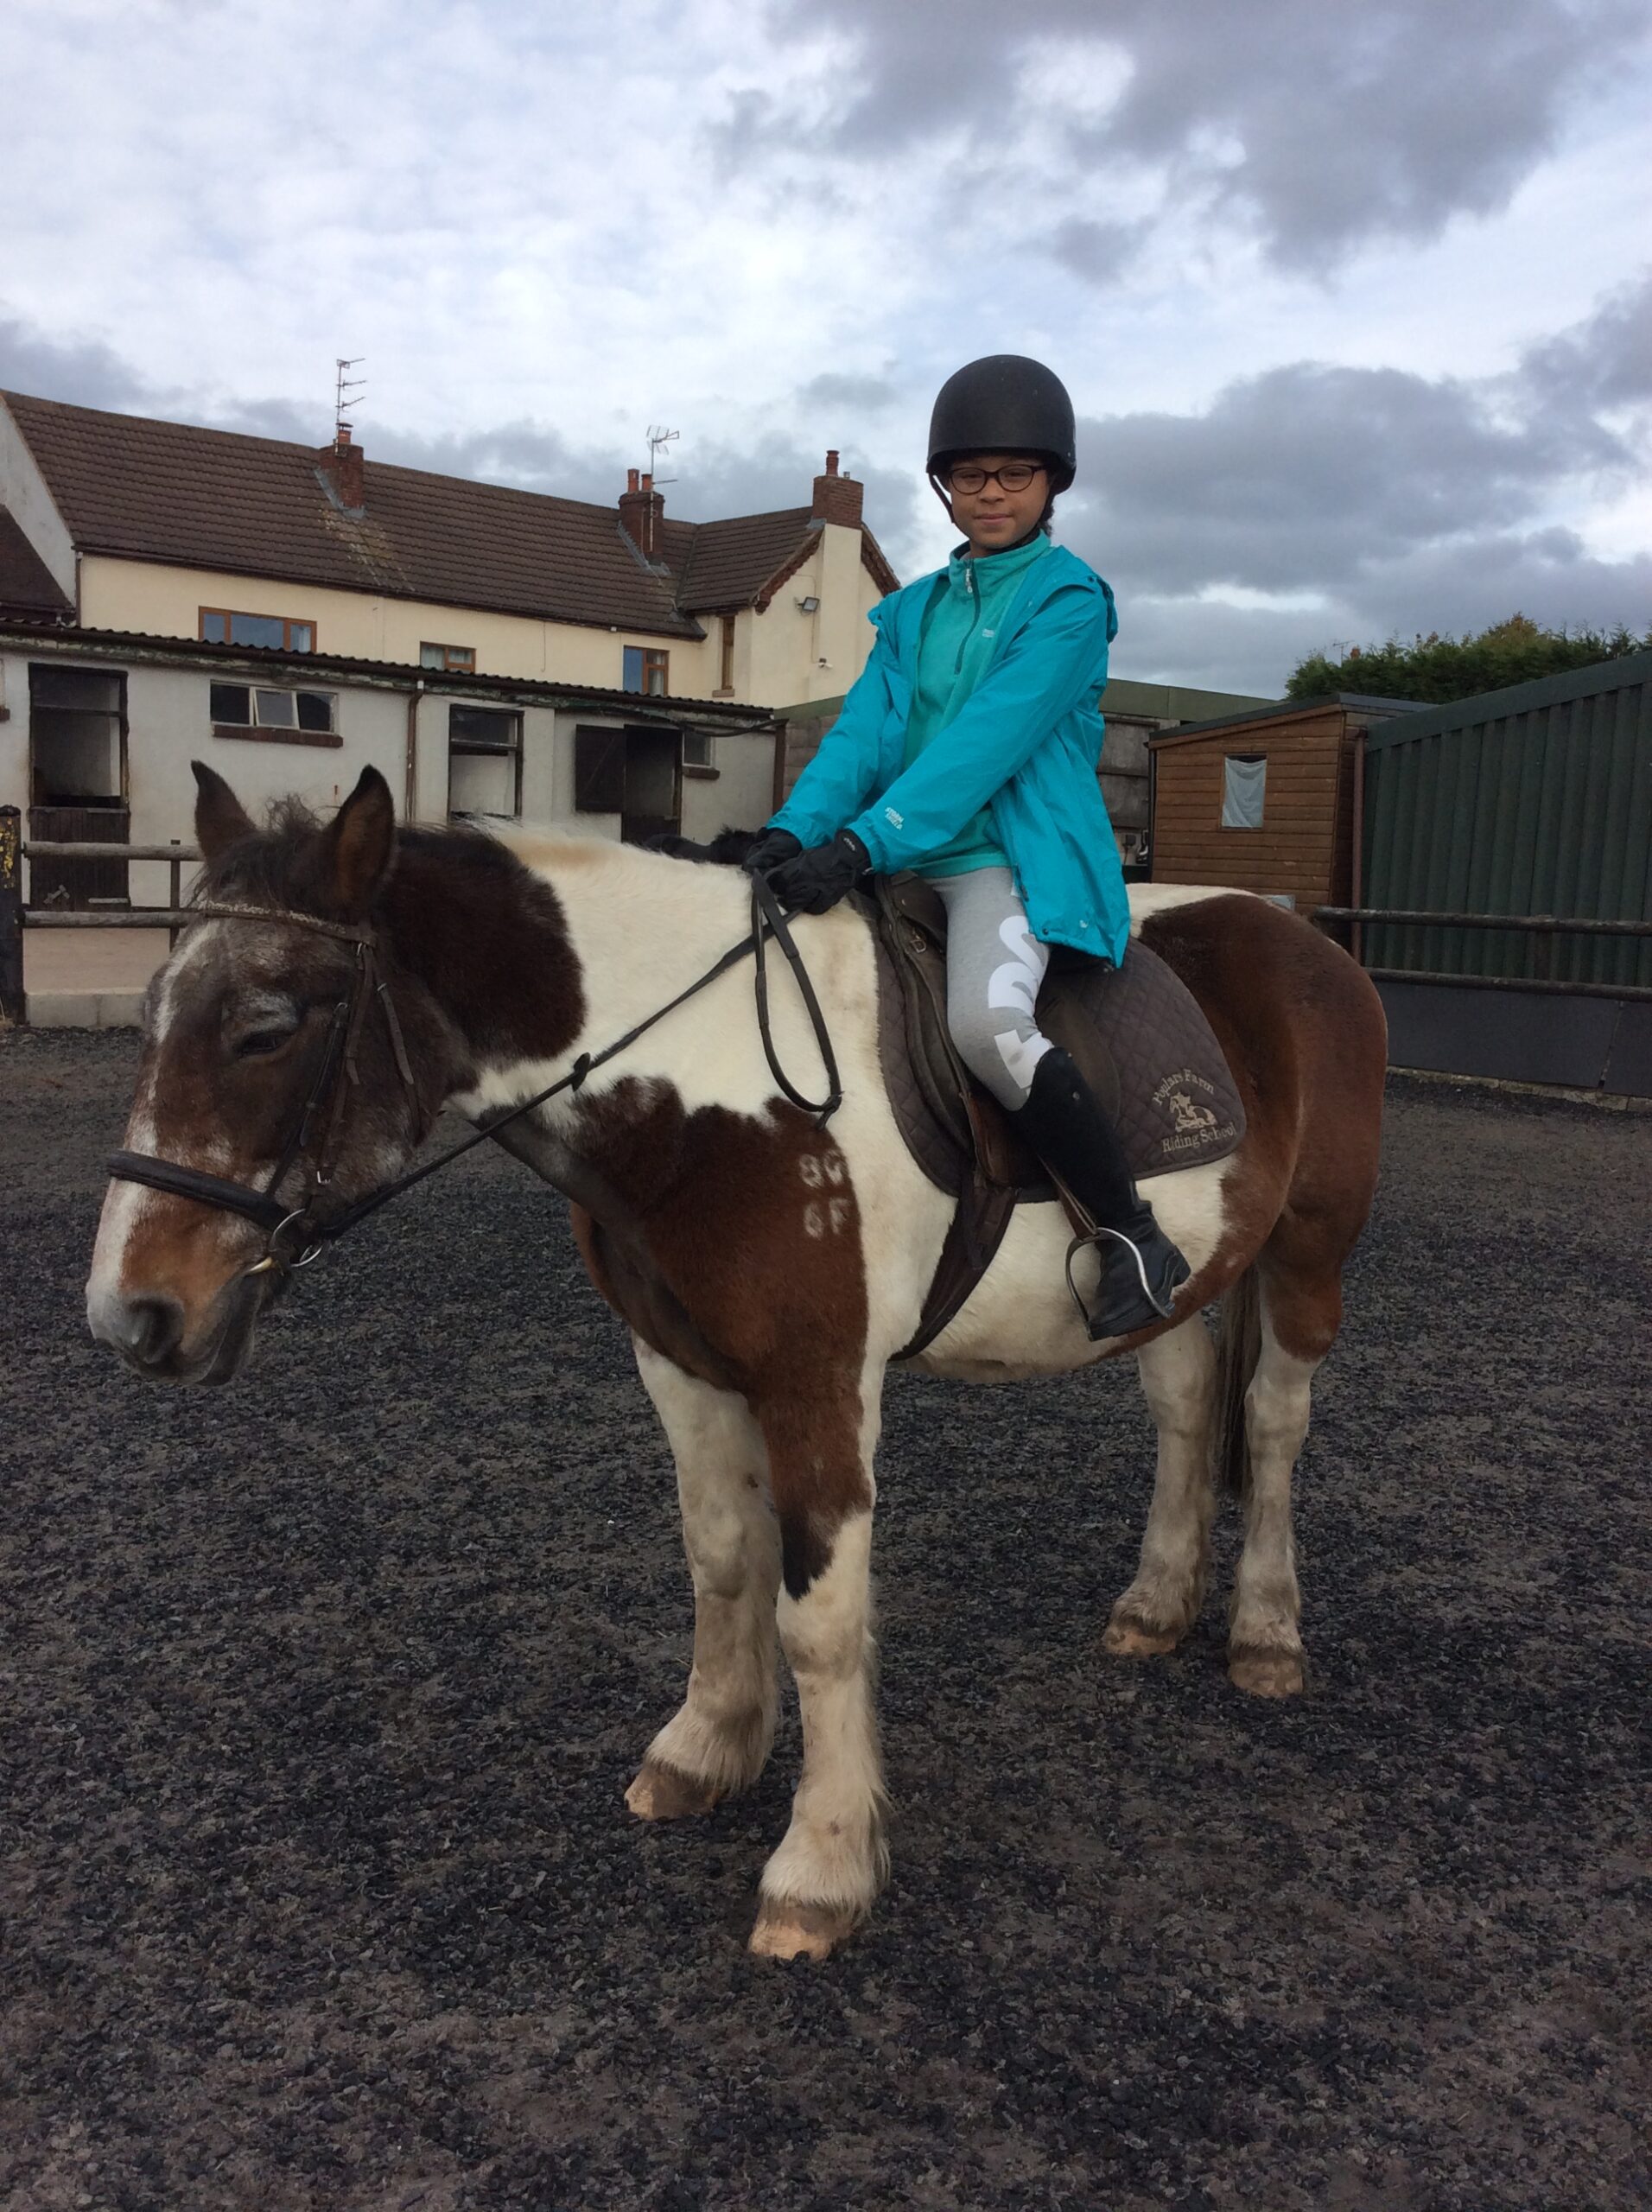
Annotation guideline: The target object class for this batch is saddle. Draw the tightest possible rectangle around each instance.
[869,874,1245,1358]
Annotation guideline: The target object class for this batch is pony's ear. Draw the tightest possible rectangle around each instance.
[318,766,397,917]
[192,761,257,863]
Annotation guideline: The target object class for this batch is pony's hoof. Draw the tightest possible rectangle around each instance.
[1228,1647,1305,1697]
[748,1900,857,1961]
[1102,1612,1181,1659]
[625,1759,722,1821]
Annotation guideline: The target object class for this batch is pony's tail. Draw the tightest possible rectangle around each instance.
[1213,1267,1262,1501]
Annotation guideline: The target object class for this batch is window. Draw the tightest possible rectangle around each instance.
[683,729,715,771]
[1222,753,1267,830]
[622,645,670,696]
[200,608,315,652]
[448,705,522,817]
[211,683,340,747]
[421,642,476,672]
[719,614,735,693]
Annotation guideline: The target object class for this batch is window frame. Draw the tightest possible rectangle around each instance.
[421,642,477,673]
[622,645,670,697]
[210,681,340,748]
[447,703,524,819]
[199,607,317,653]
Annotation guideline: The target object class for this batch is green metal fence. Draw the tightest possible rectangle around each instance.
[1358,649,1652,991]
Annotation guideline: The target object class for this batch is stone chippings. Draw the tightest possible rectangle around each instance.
[1,1028,1646,2212]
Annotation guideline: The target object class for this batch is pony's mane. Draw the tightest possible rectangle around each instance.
[198,798,529,916]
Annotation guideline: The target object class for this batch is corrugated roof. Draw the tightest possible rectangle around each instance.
[0,615,775,723]
[0,507,72,618]
[2,391,903,640]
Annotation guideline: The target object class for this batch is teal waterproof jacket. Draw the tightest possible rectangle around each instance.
[772,543,1131,965]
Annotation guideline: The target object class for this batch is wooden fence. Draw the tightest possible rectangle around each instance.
[0,804,201,1025]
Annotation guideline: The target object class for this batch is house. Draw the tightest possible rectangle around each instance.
[0,390,897,871]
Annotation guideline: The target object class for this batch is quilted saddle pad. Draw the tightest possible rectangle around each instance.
[872,881,1247,1198]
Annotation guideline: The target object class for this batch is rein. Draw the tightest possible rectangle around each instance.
[106,873,841,1278]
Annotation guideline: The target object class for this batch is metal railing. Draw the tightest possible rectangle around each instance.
[0,805,202,1023]
[1314,903,1652,1001]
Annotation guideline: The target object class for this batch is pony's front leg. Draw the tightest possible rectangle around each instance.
[748,1374,887,1962]
[1103,1315,1217,1657]
[626,1339,782,1818]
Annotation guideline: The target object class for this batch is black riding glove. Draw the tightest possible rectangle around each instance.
[766,830,871,915]
[742,827,803,877]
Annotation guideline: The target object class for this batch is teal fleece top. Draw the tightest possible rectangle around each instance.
[772,540,1129,965]
[904,532,1056,877]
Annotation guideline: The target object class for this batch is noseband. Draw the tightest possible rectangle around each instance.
[105,877,841,1281]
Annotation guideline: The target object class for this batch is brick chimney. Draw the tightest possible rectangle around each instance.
[619,467,666,561]
[810,448,863,528]
[316,423,365,512]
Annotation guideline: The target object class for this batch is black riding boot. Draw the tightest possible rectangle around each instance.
[1014,1047,1191,1338]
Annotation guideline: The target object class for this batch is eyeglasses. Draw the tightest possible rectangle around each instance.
[945,461,1045,495]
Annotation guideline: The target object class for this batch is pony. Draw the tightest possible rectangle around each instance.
[86,764,1388,1960]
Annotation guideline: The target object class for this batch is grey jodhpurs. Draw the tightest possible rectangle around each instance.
[931,865,1052,1111]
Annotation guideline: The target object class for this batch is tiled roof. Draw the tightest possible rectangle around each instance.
[675,507,816,610]
[1,391,901,638]
[2,392,702,639]
[0,506,72,618]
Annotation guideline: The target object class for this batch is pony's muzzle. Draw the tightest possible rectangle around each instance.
[88,1288,186,1372]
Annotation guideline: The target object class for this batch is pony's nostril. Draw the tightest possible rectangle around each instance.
[120,1296,185,1365]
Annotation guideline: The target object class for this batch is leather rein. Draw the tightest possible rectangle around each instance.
[106,874,842,1281]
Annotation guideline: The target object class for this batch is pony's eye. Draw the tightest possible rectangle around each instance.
[234,1027,294,1058]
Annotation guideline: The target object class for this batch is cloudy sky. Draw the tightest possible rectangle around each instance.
[5,0,1650,692]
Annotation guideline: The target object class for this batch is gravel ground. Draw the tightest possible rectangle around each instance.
[2,1028,1647,2212]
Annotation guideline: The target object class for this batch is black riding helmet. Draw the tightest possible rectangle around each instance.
[927,354,1077,493]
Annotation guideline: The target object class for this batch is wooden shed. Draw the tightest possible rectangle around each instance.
[1147,694,1420,912]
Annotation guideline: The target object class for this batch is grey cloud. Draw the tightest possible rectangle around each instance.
[0,308,165,410]
[1049,291,1650,691]
[797,371,899,411]
[213,397,334,445]
[1522,269,1652,411]
[365,419,628,506]
[1047,219,1147,286]
[1109,534,1652,696]
[737,0,1645,269]
[1061,350,1634,601]
[666,435,921,567]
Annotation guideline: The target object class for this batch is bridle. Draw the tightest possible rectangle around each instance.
[105,876,841,1282]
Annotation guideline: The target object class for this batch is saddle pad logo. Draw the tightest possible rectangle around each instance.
[1152,1066,1236,1157]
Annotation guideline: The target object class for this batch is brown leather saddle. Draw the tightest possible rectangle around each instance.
[869,874,1245,1358]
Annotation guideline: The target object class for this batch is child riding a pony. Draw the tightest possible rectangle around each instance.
[747,353,1189,1339]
